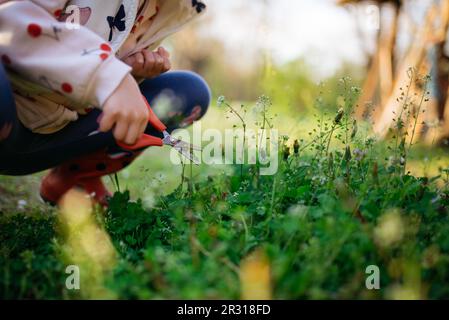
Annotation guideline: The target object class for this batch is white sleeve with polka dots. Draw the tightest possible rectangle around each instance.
[28,0,68,15]
[0,0,132,109]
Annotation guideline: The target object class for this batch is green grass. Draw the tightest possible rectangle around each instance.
[1,82,449,300]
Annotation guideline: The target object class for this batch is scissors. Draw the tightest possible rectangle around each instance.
[117,97,201,164]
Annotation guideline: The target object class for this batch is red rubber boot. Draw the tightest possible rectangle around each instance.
[40,148,141,207]
[40,166,80,206]
[78,177,112,207]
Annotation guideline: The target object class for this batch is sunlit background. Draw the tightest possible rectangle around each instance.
[169,0,446,100]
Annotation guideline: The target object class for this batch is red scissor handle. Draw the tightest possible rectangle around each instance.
[117,134,163,150]
[116,96,167,151]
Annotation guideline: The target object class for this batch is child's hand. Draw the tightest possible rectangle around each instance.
[123,47,171,79]
[99,74,150,145]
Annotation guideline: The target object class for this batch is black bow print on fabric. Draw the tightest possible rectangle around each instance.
[107,4,126,41]
[192,0,206,13]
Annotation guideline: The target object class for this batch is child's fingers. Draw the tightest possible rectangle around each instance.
[139,119,148,138]
[133,53,145,76]
[124,122,142,145]
[99,112,116,133]
[156,48,171,72]
[143,50,156,74]
[124,53,144,68]
[140,49,170,77]
[134,52,145,65]
[131,115,149,145]
[113,119,129,143]
[158,47,170,59]
[163,56,171,72]
[123,55,136,67]
[154,53,164,68]
[152,53,165,74]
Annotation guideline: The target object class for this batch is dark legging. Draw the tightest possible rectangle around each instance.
[0,64,210,176]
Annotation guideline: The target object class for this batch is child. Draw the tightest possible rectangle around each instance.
[0,0,210,206]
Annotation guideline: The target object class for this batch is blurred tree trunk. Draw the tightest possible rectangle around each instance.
[374,4,437,138]
[356,48,380,118]
[378,2,399,106]
[433,0,449,143]
[342,0,449,145]
[355,1,400,119]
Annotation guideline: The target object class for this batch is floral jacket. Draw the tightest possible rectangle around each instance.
[0,0,206,133]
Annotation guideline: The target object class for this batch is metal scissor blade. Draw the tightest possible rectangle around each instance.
[174,145,201,165]
[162,131,201,164]
[162,131,202,151]
[173,140,202,152]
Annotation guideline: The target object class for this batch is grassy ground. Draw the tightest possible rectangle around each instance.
[2,95,449,299]
[2,106,446,209]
